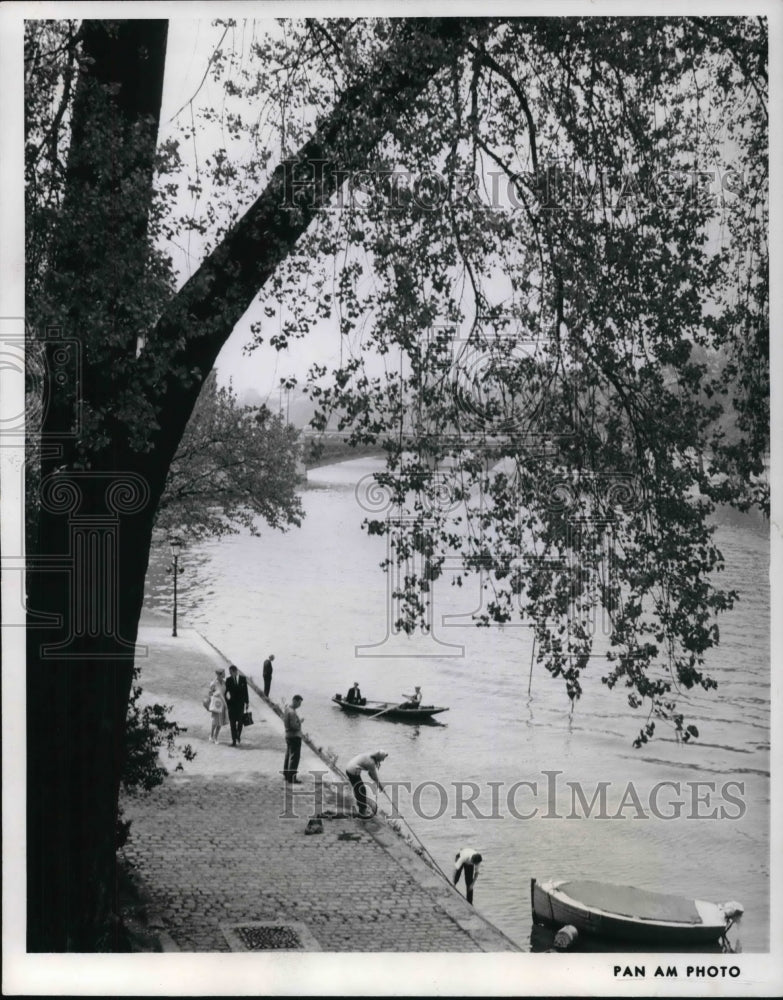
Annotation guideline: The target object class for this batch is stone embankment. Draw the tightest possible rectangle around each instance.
[120,612,520,953]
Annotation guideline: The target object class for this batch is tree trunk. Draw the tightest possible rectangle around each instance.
[26,19,168,952]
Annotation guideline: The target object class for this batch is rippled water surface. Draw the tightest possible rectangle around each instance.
[144,458,770,951]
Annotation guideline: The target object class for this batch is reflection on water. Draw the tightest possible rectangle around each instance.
[143,458,769,951]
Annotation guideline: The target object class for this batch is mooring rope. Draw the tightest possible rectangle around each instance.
[378,788,455,888]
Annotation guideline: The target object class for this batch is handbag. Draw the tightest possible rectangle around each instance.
[243,709,254,726]
[202,695,211,711]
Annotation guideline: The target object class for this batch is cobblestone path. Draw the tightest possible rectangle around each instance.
[122,619,518,953]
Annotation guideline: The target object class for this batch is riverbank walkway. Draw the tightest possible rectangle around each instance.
[120,611,519,953]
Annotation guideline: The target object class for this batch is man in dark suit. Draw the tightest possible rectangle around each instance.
[262,654,275,696]
[225,664,249,746]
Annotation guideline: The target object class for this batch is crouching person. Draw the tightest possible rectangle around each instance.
[453,847,482,904]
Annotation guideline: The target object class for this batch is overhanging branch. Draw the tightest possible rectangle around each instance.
[143,19,487,484]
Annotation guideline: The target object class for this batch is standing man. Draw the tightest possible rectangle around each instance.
[225,664,249,747]
[263,653,275,697]
[344,750,388,818]
[453,847,482,904]
[283,694,303,784]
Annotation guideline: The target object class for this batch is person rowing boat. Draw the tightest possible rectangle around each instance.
[401,686,422,709]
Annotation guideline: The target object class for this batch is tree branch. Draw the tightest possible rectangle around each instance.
[142,19,486,497]
[470,42,539,175]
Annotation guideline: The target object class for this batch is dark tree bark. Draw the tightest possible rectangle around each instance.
[26,17,481,950]
[26,20,169,952]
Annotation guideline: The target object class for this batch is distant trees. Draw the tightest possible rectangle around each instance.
[155,372,304,541]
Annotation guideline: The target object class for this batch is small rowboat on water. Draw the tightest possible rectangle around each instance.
[332,694,448,722]
[531,878,736,947]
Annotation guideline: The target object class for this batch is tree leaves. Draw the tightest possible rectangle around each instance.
[155,373,304,541]
[280,17,766,744]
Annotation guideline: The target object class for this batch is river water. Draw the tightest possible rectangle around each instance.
[143,457,769,951]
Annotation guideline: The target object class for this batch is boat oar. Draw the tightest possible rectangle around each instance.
[369,701,407,720]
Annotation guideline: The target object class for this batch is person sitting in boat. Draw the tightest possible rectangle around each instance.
[453,847,482,905]
[401,686,422,709]
[345,681,363,705]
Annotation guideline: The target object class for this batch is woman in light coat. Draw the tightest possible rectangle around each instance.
[208,667,229,743]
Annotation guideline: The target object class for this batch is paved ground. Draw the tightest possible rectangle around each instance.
[120,613,519,953]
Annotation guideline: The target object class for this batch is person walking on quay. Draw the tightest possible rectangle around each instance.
[344,750,388,818]
[283,694,303,783]
[263,654,275,697]
[225,664,249,747]
[207,667,229,744]
[453,847,482,905]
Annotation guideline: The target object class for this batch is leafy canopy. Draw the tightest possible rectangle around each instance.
[195,17,767,745]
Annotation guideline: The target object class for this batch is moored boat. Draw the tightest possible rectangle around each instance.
[531,878,734,947]
[332,694,448,721]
